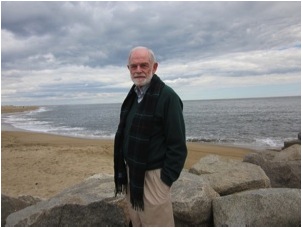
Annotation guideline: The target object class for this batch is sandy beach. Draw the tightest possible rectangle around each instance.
[1,106,255,199]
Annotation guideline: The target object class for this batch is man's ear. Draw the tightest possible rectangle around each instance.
[152,62,158,74]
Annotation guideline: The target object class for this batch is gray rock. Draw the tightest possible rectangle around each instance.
[172,171,219,226]
[266,161,301,188]
[213,188,301,227]
[1,195,42,226]
[189,155,271,195]
[273,144,301,162]
[283,139,301,149]
[5,174,128,227]
[243,150,276,167]
[244,145,301,188]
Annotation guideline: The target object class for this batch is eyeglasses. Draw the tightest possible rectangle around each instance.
[128,63,150,70]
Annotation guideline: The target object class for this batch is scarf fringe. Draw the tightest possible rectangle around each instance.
[115,169,127,196]
[115,183,127,196]
[130,197,144,211]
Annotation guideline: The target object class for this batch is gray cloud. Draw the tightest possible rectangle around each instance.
[1,1,300,105]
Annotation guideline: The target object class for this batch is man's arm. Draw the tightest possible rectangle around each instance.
[161,88,187,187]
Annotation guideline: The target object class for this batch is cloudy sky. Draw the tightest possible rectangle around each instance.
[1,1,301,105]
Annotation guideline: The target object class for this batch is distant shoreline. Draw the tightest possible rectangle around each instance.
[1,105,39,114]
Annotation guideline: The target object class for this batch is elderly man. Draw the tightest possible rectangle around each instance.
[114,46,187,226]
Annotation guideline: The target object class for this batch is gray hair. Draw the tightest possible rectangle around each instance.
[128,46,156,64]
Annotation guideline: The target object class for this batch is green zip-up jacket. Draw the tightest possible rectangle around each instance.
[123,84,187,187]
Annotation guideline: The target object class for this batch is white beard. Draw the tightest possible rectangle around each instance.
[131,72,153,87]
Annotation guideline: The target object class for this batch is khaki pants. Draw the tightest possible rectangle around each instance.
[126,168,175,227]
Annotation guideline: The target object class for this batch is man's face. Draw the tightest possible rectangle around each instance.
[128,49,158,87]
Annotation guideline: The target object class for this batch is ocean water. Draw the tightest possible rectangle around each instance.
[2,96,301,150]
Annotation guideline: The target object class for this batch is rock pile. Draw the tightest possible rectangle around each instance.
[2,144,301,227]
[189,154,270,195]
[243,144,301,188]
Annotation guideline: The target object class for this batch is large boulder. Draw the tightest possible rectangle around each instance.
[243,150,276,167]
[283,138,301,149]
[1,195,42,226]
[213,188,301,227]
[189,155,271,195]
[171,170,219,226]
[5,171,220,227]
[244,145,301,188]
[5,174,128,227]
[273,144,301,162]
